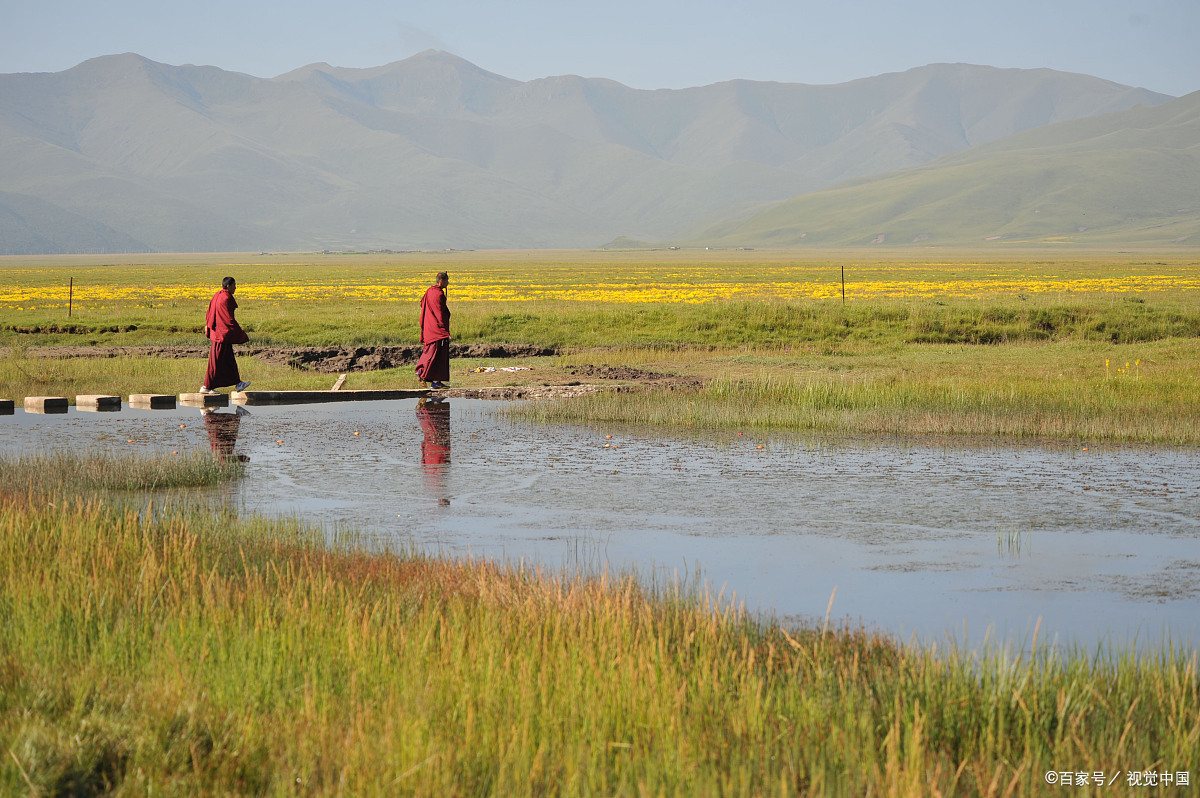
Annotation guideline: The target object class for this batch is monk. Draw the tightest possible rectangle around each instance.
[201,276,251,395]
[415,271,451,389]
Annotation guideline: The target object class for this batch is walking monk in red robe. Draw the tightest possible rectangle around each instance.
[415,271,451,389]
[201,276,251,395]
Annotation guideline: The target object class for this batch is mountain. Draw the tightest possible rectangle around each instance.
[0,52,1175,253]
[683,90,1200,248]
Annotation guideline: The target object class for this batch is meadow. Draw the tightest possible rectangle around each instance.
[3,249,1199,443]
[4,251,1200,794]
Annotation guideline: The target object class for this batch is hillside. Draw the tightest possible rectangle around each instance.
[683,91,1200,248]
[0,52,1174,253]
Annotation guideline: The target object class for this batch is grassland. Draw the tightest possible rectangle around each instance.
[2,472,1198,796]
[4,252,1200,794]
[3,249,1199,443]
[3,250,1200,346]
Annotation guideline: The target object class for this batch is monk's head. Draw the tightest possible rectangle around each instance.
[435,272,449,289]
[222,276,236,294]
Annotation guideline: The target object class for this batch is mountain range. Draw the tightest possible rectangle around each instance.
[684,88,1200,248]
[0,51,1184,254]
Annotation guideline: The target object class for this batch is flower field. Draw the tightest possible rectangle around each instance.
[2,250,1199,311]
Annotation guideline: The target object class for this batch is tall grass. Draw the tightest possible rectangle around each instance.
[517,367,1200,443]
[0,448,244,494]
[1,494,1197,795]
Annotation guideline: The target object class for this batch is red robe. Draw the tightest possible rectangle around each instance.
[417,399,451,504]
[415,284,450,382]
[204,289,248,389]
[203,410,241,461]
[417,400,451,469]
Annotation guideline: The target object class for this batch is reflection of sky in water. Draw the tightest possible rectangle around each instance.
[4,399,1199,651]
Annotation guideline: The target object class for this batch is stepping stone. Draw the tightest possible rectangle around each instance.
[24,396,69,414]
[179,392,229,407]
[129,394,177,409]
[76,394,121,410]
[0,399,13,415]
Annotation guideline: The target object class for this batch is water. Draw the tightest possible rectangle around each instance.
[4,398,1198,651]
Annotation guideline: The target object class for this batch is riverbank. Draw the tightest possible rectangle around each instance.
[2,480,1197,795]
[4,337,1196,443]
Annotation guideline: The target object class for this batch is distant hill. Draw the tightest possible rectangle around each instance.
[0,52,1174,253]
[683,91,1200,248]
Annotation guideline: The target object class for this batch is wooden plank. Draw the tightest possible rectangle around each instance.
[129,394,177,409]
[24,396,69,413]
[232,389,429,406]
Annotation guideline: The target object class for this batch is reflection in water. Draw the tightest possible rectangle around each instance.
[202,406,250,462]
[416,398,451,505]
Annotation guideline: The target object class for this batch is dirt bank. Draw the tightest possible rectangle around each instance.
[10,344,704,396]
[439,384,625,400]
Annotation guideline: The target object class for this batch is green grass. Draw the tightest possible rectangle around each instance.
[1,490,1197,796]
[3,250,1200,349]
[4,251,1200,443]
[522,338,1200,444]
[6,293,1200,349]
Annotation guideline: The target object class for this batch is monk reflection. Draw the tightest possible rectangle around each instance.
[202,406,250,462]
[416,398,450,505]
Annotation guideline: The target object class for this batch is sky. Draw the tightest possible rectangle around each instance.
[2,0,1198,97]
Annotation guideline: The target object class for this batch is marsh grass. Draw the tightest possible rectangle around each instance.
[0,448,244,494]
[1,493,1197,796]
[519,343,1200,443]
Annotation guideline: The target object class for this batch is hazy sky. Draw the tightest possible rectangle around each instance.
[2,0,1197,96]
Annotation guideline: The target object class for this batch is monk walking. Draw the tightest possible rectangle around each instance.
[415,271,451,389]
[200,276,251,395]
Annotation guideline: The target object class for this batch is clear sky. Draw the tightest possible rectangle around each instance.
[2,0,1197,96]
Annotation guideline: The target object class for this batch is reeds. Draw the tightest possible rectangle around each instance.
[2,493,1197,795]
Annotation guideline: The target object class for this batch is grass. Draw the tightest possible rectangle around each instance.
[3,250,1200,348]
[0,448,244,494]
[3,250,1200,443]
[2,489,1198,796]
[522,338,1200,443]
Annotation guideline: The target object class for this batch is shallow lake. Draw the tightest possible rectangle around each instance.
[4,398,1199,652]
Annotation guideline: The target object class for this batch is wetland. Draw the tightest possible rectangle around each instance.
[3,250,1200,794]
[3,397,1197,651]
